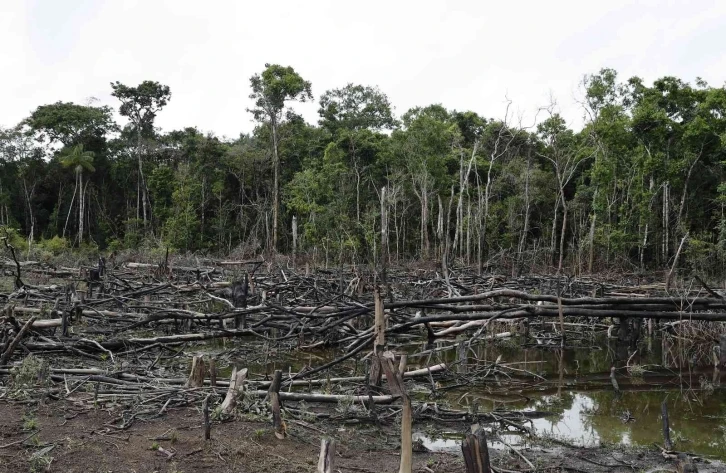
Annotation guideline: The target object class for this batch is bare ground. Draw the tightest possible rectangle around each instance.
[1,400,723,473]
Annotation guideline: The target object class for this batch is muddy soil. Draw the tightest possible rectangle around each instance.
[0,400,722,473]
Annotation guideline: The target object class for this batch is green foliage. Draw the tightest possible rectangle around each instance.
[1,68,726,276]
[38,236,70,255]
[1,226,29,252]
[249,64,313,121]
[25,101,116,145]
[111,81,171,136]
[60,144,95,174]
[10,355,49,399]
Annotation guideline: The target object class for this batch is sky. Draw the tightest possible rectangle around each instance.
[2,0,726,139]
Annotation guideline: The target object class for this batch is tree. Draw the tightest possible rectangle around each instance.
[318,84,395,226]
[249,64,312,252]
[111,80,171,228]
[25,102,116,146]
[537,111,592,273]
[60,144,95,244]
[318,84,396,134]
[393,105,456,258]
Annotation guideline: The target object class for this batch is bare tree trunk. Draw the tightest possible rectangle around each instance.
[137,130,149,227]
[558,198,568,274]
[663,181,669,261]
[271,118,280,253]
[676,154,700,232]
[587,212,596,273]
[550,194,560,265]
[421,190,429,257]
[22,179,36,244]
[380,186,389,287]
[516,154,532,275]
[64,174,78,241]
[78,171,84,244]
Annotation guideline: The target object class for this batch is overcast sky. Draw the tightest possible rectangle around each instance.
[2,0,725,138]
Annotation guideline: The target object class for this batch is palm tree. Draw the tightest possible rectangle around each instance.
[60,144,95,244]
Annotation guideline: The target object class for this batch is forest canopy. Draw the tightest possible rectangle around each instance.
[2,66,725,275]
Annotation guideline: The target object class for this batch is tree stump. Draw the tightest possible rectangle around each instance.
[269,369,286,439]
[461,427,491,473]
[186,355,206,388]
[221,367,248,415]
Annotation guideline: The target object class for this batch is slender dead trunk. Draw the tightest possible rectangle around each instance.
[550,193,560,265]
[78,170,83,244]
[137,129,148,227]
[64,173,78,241]
[517,153,532,275]
[558,199,568,274]
[587,213,596,273]
[271,117,280,253]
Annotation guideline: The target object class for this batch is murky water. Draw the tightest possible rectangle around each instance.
[410,335,726,459]
[197,333,726,459]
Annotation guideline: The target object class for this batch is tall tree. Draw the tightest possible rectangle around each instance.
[111,80,171,228]
[60,144,95,244]
[318,84,395,224]
[25,102,115,146]
[249,64,312,252]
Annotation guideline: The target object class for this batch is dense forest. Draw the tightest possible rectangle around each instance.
[1,66,725,275]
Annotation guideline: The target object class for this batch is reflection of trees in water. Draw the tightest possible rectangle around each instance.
[583,390,726,456]
[435,335,726,457]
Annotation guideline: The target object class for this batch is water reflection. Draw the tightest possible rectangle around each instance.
[413,335,726,459]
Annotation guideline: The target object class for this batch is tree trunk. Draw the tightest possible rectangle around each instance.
[64,173,78,241]
[558,199,568,274]
[271,118,280,253]
[587,212,596,273]
[78,171,84,244]
[137,129,148,226]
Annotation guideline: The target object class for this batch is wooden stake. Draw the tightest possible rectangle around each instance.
[208,358,217,387]
[317,438,335,473]
[374,289,386,347]
[221,367,248,415]
[269,369,286,439]
[399,396,412,473]
[202,394,211,440]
